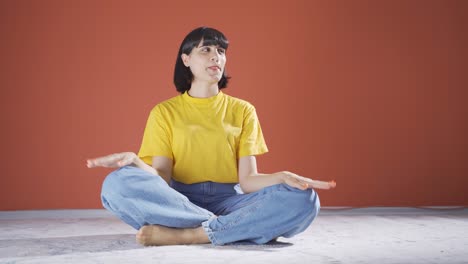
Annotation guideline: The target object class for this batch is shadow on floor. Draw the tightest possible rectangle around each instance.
[198,239,294,252]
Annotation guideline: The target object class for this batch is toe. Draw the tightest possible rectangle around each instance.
[136,226,151,246]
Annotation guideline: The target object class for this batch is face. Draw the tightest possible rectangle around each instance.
[181,40,227,84]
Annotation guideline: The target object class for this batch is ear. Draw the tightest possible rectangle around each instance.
[181,54,190,67]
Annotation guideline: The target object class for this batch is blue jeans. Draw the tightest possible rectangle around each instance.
[101,166,320,245]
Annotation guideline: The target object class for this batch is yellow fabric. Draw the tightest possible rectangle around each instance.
[138,91,268,184]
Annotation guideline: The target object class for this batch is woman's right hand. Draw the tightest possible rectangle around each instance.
[281,171,337,190]
[87,152,137,168]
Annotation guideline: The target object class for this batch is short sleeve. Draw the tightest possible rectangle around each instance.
[138,105,173,165]
[238,106,269,158]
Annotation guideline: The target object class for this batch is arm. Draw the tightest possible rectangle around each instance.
[238,156,336,194]
[132,155,173,184]
[238,156,284,194]
[87,152,173,184]
[151,156,173,184]
[131,154,157,175]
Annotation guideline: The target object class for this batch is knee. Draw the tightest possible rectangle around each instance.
[277,189,320,238]
[303,189,321,217]
[101,168,124,198]
[281,186,320,218]
[101,166,138,199]
[100,166,145,213]
[308,189,321,217]
[101,166,167,201]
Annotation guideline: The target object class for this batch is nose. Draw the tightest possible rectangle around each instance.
[210,51,219,62]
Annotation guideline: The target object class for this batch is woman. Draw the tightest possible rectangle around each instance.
[87,27,336,246]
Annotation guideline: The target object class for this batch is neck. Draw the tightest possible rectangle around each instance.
[188,81,219,98]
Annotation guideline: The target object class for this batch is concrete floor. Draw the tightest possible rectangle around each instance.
[0,207,467,264]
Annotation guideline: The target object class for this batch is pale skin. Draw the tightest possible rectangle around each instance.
[87,40,336,246]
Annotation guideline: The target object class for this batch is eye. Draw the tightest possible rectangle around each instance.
[217,48,226,55]
[201,47,210,52]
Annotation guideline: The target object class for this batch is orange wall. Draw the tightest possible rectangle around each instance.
[1,0,467,210]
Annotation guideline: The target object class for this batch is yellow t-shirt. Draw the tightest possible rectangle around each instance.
[138,91,268,184]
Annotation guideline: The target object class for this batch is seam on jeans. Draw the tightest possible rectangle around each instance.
[106,187,148,228]
[204,199,266,245]
[218,195,267,232]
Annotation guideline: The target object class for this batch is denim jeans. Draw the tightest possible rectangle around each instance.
[101,166,320,245]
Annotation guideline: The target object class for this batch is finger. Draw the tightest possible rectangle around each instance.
[300,177,315,185]
[293,176,314,186]
[88,158,107,167]
[118,155,134,167]
[86,159,95,168]
[296,180,308,189]
[294,179,309,190]
[96,154,121,167]
[90,157,107,167]
[113,153,131,167]
[284,178,301,190]
[88,156,111,167]
[117,159,126,167]
[288,176,308,190]
[313,181,329,189]
[311,180,334,189]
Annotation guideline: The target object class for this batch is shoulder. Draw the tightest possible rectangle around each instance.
[149,94,184,114]
[223,93,256,112]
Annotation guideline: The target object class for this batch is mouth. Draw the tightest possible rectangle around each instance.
[208,66,221,71]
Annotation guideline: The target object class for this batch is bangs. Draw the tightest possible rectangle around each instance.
[181,27,229,54]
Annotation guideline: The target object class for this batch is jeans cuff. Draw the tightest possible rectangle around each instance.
[201,215,222,245]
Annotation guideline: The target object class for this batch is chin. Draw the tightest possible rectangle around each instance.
[208,76,222,83]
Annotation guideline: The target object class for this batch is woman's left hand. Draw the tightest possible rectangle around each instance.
[87,152,137,168]
[281,171,336,190]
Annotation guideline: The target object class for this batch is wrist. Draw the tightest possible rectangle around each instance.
[276,171,287,184]
[131,153,141,166]
[132,153,138,163]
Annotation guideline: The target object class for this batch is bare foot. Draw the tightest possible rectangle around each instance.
[136,225,210,246]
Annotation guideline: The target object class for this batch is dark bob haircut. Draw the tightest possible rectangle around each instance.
[174,27,231,93]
